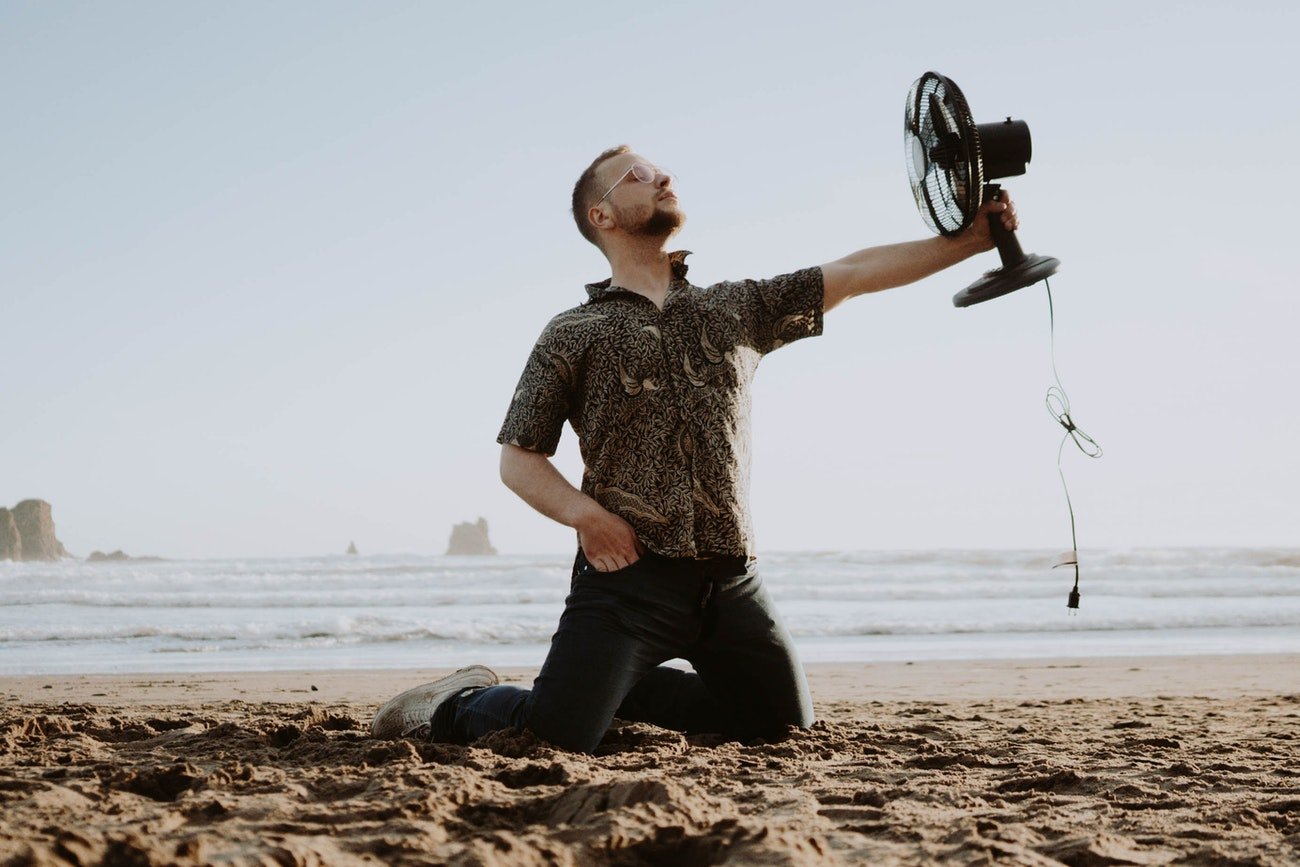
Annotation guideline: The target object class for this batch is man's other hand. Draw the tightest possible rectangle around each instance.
[575,505,646,572]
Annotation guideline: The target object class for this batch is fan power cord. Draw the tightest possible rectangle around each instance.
[1043,278,1102,612]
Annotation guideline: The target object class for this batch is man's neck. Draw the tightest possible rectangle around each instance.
[606,242,674,307]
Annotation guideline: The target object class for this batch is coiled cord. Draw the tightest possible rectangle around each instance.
[1044,278,1102,610]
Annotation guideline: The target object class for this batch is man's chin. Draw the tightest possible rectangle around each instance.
[638,208,685,238]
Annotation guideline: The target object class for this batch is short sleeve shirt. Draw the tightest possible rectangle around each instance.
[497,251,824,559]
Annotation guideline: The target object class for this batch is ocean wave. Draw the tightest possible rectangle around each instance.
[0,588,572,608]
[3,549,1298,665]
[4,576,1300,609]
[4,606,1298,645]
[0,615,556,645]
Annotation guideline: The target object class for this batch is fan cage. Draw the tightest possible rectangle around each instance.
[904,72,983,237]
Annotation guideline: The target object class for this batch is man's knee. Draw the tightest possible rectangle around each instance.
[523,692,616,754]
[747,706,815,740]
[525,716,607,753]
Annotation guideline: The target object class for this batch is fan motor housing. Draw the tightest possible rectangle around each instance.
[977,118,1032,180]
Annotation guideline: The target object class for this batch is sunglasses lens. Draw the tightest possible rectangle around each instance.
[631,164,658,183]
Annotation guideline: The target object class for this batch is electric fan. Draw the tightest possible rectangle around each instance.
[904,71,1059,307]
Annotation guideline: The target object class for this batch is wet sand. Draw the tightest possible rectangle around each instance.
[2,656,1297,865]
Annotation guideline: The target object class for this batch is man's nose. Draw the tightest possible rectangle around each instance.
[655,171,671,187]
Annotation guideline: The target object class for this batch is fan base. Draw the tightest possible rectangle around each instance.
[953,253,1060,307]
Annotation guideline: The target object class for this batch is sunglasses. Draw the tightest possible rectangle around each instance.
[596,162,675,204]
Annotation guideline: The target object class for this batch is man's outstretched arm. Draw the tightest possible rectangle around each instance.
[821,194,1018,313]
[499,443,644,572]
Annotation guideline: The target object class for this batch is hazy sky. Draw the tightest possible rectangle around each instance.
[3,1,1296,557]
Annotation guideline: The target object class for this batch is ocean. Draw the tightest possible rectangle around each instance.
[2,548,1298,675]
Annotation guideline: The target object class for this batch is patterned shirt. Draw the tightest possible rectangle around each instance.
[497,251,824,559]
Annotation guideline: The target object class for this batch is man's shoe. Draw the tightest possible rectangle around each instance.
[369,665,499,739]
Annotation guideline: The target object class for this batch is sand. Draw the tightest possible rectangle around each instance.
[1,656,1297,866]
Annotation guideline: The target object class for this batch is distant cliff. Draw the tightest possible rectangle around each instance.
[0,500,69,561]
[446,518,497,556]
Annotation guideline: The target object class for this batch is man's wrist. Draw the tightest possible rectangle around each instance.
[942,231,983,262]
[563,496,602,531]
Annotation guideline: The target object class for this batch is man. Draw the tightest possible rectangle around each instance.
[372,145,1017,753]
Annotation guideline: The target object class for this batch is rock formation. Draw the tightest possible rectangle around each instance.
[346,541,358,556]
[446,517,497,556]
[88,550,130,562]
[0,509,20,561]
[87,549,164,563]
[2,500,68,561]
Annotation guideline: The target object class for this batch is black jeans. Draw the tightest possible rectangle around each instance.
[433,548,814,753]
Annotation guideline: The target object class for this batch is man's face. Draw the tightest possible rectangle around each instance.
[598,153,684,239]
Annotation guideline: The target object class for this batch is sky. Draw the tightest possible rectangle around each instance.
[2,1,1297,558]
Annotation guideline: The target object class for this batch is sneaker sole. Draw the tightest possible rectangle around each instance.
[369,665,499,739]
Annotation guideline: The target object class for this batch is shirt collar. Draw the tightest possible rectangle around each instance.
[584,250,692,301]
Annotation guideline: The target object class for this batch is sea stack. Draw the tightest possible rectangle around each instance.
[445,517,497,556]
[3,500,68,561]
[346,541,358,556]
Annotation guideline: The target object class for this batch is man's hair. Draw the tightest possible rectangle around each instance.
[571,144,631,249]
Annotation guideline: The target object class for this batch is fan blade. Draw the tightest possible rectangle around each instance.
[919,160,952,233]
[929,91,959,137]
[951,159,970,207]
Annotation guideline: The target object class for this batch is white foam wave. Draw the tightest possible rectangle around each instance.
[3,598,1298,645]
[3,548,1298,673]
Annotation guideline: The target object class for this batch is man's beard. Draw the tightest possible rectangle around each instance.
[617,202,685,239]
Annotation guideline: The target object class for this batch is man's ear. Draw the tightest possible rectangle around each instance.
[587,203,614,233]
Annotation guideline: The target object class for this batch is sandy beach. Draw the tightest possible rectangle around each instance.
[2,655,1297,865]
